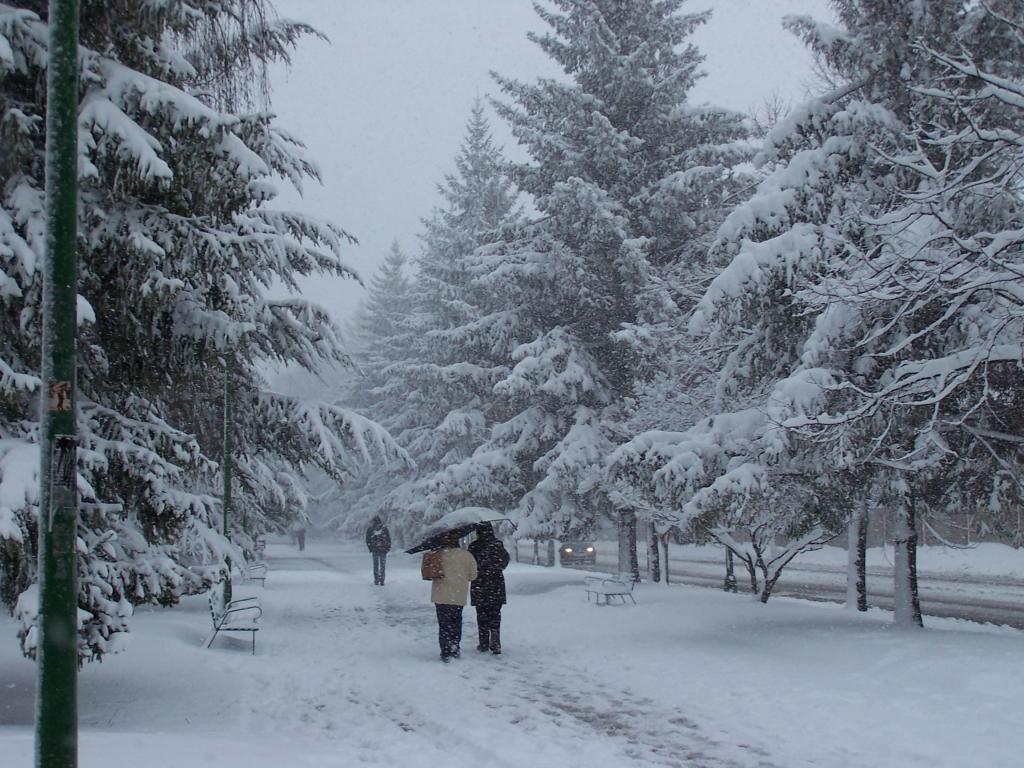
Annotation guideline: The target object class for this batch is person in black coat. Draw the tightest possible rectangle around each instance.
[467,523,510,654]
[365,515,392,585]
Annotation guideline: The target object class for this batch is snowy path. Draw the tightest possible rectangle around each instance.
[4,540,1024,767]
[239,546,771,768]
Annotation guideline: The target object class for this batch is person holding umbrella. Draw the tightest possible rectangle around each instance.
[407,509,514,663]
[468,522,510,654]
[429,531,478,662]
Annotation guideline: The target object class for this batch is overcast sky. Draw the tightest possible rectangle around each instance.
[267,0,830,322]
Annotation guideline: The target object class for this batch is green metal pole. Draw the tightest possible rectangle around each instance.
[222,355,233,604]
[36,1,80,767]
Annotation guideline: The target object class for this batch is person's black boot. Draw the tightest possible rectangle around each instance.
[477,627,489,652]
[489,629,501,655]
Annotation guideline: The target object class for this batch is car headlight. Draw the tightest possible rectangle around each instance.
[563,547,573,554]
[586,547,594,553]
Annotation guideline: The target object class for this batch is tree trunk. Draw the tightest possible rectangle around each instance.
[724,548,738,592]
[628,515,640,582]
[532,539,539,566]
[893,501,923,627]
[648,526,661,582]
[846,499,868,611]
[546,538,555,567]
[744,557,758,594]
[662,534,670,584]
[856,503,868,612]
[617,509,640,581]
[907,498,923,627]
[760,572,781,603]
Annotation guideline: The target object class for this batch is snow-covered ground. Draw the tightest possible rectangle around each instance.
[517,538,1024,581]
[3,541,1024,768]
[662,541,1024,580]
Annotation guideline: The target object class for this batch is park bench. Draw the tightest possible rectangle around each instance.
[584,575,637,605]
[246,561,268,587]
[207,590,262,654]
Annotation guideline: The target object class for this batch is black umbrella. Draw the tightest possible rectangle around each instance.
[405,507,516,554]
[405,521,483,554]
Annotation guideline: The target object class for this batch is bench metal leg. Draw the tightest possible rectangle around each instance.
[207,626,258,653]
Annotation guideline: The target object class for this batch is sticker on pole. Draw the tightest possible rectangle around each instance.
[46,380,72,411]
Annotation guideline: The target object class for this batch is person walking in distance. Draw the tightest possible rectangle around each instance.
[468,523,510,654]
[365,515,392,586]
[430,532,478,663]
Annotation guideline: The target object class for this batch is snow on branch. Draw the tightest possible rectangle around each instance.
[256,391,410,476]
[0,356,39,395]
[497,327,610,403]
[690,223,820,335]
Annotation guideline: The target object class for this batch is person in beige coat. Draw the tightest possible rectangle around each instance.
[431,532,478,662]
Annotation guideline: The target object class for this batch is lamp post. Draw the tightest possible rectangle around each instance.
[221,353,233,604]
[36,1,81,766]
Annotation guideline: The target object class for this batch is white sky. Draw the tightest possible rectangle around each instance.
[267,0,830,322]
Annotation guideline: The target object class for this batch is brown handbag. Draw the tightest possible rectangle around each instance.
[421,550,445,580]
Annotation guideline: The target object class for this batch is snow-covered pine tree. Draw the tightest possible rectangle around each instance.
[779,0,1024,620]
[611,1,985,614]
[791,0,1024,547]
[339,104,521,544]
[399,103,521,524]
[1,0,400,660]
[326,241,421,541]
[432,0,748,575]
[348,243,418,423]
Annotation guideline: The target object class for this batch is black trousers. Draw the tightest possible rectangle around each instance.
[371,552,387,584]
[435,604,463,658]
[475,604,502,647]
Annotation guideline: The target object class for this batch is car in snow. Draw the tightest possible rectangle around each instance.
[558,541,596,567]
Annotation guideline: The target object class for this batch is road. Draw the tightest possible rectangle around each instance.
[555,552,1024,629]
